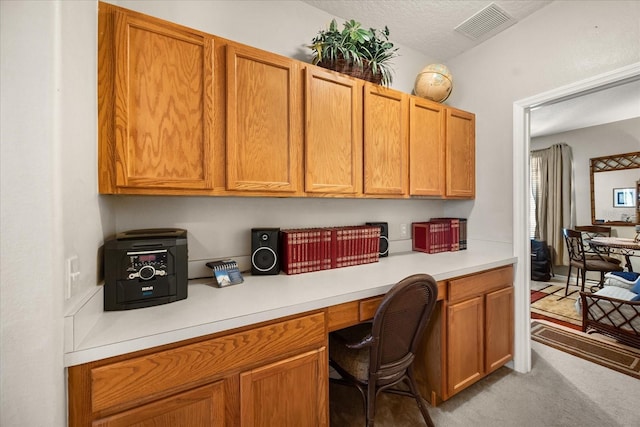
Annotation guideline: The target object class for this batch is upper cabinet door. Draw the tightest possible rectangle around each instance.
[111,10,214,191]
[226,44,302,193]
[305,67,363,195]
[409,98,446,196]
[363,84,409,196]
[446,108,476,198]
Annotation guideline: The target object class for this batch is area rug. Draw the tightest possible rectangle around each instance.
[531,321,640,380]
[530,280,582,330]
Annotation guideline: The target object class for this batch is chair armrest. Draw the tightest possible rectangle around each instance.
[345,335,375,349]
[331,322,375,349]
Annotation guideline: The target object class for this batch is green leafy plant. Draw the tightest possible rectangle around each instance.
[309,19,398,87]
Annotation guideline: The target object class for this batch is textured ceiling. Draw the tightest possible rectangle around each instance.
[300,0,553,61]
[530,78,640,137]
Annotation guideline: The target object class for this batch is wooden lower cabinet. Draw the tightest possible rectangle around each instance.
[68,312,327,427]
[69,266,513,425]
[417,265,513,404]
[447,296,484,395]
[485,286,515,373]
[240,348,327,427]
[93,382,226,427]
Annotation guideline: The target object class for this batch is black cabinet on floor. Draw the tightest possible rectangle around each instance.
[531,239,551,282]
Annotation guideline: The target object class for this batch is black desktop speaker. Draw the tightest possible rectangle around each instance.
[366,222,389,257]
[251,228,280,275]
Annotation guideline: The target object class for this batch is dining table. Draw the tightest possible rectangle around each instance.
[588,236,640,272]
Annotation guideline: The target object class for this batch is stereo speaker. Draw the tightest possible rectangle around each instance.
[366,222,389,257]
[251,228,280,275]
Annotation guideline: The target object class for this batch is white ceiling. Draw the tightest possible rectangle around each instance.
[301,0,640,137]
[529,78,640,137]
[301,0,552,62]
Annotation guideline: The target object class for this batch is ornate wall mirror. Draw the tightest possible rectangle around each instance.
[590,151,640,226]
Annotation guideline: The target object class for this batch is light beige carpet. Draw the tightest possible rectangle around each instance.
[329,344,639,426]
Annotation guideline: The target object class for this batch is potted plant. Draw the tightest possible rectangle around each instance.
[309,19,398,87]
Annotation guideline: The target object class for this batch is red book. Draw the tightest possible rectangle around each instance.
[449,219,460,251]
[322,228,332,270]
[412,221,446,254]
[282,225,380,273]
[431,218,462,251]
[412,222,431,253]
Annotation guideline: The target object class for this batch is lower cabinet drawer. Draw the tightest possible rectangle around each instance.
[92,382,226,427]
[448,266,513,303]
[89,312,325,414]
[359,296,384,321]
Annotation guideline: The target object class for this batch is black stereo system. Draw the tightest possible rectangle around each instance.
[251,228,280,275]
[103,228,188,311]
[366,222,389,257]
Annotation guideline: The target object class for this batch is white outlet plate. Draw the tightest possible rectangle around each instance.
[399,223,408,239]
[66,256,80,299]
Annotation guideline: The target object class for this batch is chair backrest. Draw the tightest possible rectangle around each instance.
[563,228,586,265]
[575,225,612,253]
[575,225,612,237]
[368,274,438,384]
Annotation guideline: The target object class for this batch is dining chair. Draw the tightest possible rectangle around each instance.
[574,225,623,265]
[329,274,438,427]
[563,228,623,295]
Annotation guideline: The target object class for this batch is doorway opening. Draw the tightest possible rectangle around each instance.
[512,62,640,374]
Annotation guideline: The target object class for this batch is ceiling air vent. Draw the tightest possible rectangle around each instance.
[455,3,515,40]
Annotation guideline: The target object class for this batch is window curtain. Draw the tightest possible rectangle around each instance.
[530,143,575,265]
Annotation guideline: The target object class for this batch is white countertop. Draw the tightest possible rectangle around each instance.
[64,239,516,367]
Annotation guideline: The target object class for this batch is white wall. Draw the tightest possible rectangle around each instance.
[1,2,67,426]
[113,0,434,95]
[2,0,640,425]
[1,1,436,425]
[107,0,450,281]
[446,0,640,243]
[446,0,640,373]
[531,117,640,230]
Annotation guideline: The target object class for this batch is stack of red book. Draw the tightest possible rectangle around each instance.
[412,218,467,254]
[280,225,381,275]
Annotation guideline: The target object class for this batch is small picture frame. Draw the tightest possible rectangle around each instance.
[613,187,635,208]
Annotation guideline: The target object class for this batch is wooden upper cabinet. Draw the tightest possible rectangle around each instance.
[98,3,475,199]
[363,84,409,196]
[446,108,475,198]
[304,67,363,195]
[409,98,446,196]
[226,43,302,194]
[100,5,215,192]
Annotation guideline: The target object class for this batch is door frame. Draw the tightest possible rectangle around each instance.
[511,62,640,373]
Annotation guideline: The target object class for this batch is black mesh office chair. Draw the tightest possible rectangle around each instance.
[329,274,438,427]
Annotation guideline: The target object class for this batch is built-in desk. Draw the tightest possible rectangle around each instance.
[66,240,516,426]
